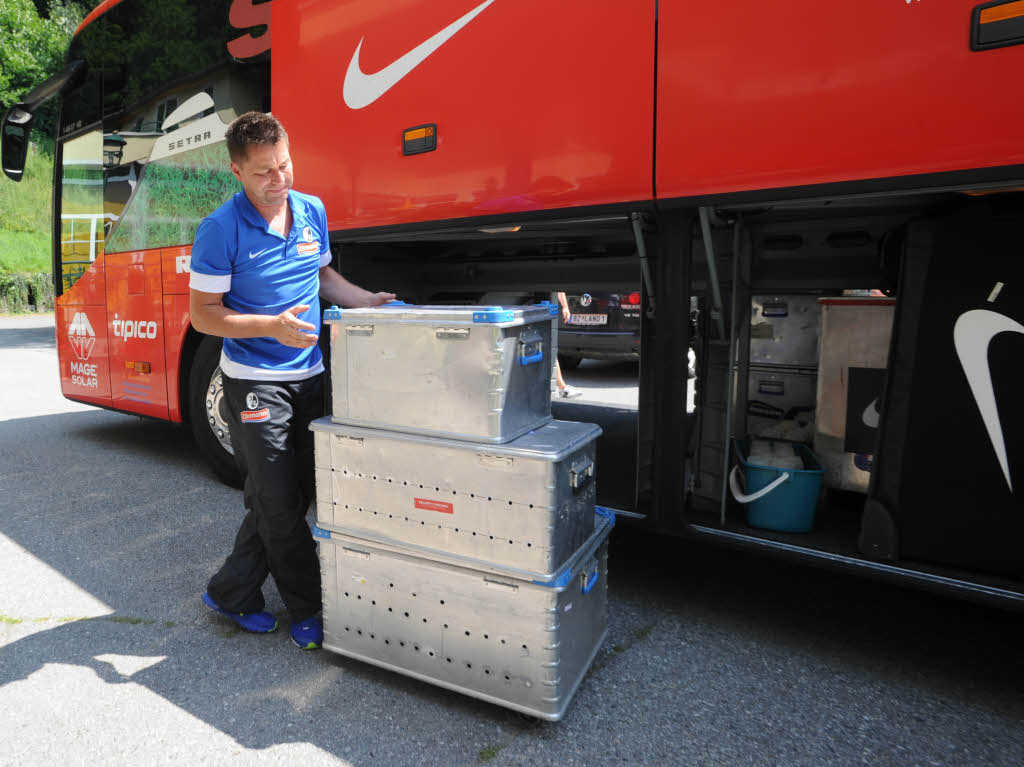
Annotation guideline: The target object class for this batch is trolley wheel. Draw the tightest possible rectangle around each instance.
[188,335,242,488]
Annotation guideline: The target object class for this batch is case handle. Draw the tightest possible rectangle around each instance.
[569,456,595,491]
[517,328,544,366]
[728,464,790,504]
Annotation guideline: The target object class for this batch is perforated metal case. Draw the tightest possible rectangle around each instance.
[324,303,556,444]
[314,512,612,721]
[311,418,602,581]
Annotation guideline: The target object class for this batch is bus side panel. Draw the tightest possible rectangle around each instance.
[162,294,191,424]
[161,246,192,295]
[104,250,169,420]
[273,0,656,231]
[657,1,1024,199]
[56,261,111,400]
[161,246,194,424]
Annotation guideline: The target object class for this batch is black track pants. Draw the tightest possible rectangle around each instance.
[207,373,323,623]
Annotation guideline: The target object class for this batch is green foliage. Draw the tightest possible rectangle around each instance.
[0,141,53,236]
[0,229,50,272]
[0,262,53,312]
[478,745,504,762]
[0,1,85,145]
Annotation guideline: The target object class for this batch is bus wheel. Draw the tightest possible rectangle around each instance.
[189,335,242,488]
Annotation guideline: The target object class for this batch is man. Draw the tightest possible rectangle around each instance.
[189,111,394,649]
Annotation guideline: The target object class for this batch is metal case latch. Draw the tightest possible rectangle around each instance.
[517,327,544,366]
[569,456,595,491]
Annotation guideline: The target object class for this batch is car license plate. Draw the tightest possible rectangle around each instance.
[569,314,608,326]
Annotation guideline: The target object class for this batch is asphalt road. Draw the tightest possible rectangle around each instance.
[2,314,1023,766]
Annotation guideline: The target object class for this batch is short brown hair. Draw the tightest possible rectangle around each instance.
[225,111,289,164]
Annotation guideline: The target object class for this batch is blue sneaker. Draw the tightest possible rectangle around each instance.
[290,616,323,650]
[202,591,278,633]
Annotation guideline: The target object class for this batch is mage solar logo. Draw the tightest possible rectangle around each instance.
[68,312,96,361]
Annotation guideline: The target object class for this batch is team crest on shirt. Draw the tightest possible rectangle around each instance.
[297,225,320,256]
[241,391,267,422]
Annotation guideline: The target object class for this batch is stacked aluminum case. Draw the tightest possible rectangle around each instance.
[326,303,555,443]
[315,303,612,720]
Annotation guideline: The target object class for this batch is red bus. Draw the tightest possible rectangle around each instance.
[3,0,1023,606]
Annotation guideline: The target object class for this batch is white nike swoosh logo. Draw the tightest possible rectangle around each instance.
[861,397,880,429]
[248,248,271,260]
[954,308,1024,492]
[343,0,497,110]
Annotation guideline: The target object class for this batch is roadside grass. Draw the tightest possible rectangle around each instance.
[0,142,54,280]
[0,229,50,273]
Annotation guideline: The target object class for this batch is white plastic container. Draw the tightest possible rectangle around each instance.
[814,297,895,492]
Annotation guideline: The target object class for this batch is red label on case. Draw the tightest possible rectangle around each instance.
[414,498,454,514]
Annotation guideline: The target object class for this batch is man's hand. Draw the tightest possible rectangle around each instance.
[270,304,318,348]
[367,291,397,307]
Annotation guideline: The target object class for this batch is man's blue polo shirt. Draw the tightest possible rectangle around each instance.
[189,190,332,381]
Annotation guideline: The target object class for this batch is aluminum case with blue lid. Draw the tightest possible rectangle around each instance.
[313,509,612,721]
[323,302,556,443]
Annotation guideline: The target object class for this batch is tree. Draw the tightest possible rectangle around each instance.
[0,0,85,148]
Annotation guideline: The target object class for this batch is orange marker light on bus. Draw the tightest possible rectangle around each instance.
[980,0,1024,24]
[402,123,437,155]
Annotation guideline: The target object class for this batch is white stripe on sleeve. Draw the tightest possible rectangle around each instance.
[190,271,232,293]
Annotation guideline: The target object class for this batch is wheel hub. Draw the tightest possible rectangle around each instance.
[205,366,234,455]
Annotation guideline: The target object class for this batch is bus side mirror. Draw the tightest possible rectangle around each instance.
[2,109,32,183]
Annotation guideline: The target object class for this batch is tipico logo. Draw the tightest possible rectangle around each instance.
[113,314,158,340]
[68,312,96,361]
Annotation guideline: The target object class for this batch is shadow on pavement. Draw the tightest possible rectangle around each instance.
[2,405,1024,764]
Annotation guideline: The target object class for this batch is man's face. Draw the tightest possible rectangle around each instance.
[231,141,293,208]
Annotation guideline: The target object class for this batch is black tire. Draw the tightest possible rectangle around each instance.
[188,335,243,488]
[557,353,581,370]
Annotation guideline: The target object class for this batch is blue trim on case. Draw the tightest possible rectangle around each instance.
[582,569,599,594]
[323,307,343,321]
[533,300,559,316]
[535,566,574,589]
[518,351,544,366]
[594,506,616,527]
[472,308,516,323]
[312,525,331,540]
